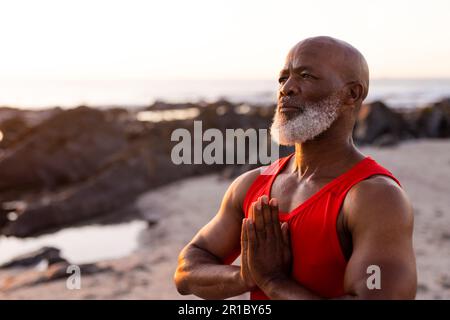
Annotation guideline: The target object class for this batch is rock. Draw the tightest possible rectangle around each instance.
[0,106,128,193]
[0,107,62,150]
[0,115,30,149]
[354,101,413,144]
[0,112,223,236]
[438,275,450,289]
[0,102,293,236]
[1,148,154,237]
[0,246,66,269]
[417,283,429,292]
[146,100,201,111]
[146,219,158,228]
[441,231,450,241]
[372,133,399,147]
[0,261,111,291]
[414,98,450,138]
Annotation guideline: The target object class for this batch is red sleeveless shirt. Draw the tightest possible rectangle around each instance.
[225,154,401,300]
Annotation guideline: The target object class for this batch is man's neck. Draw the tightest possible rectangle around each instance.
[292,134,362,180]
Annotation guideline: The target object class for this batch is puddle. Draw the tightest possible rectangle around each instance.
[0,220,148,265]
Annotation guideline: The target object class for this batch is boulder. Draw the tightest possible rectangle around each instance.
[0,107,62,149]
[1,147,154,237]
[414,98,450,138]
[354,101,412,144]
[0,115,30,149]
[0,106,128,193]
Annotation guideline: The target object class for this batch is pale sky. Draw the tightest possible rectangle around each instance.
[1,0,449,81]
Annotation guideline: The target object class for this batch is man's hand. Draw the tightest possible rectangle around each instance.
[240,219,257,291]
[242,195,292,289]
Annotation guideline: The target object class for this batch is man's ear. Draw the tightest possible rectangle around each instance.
[342,82,364,107]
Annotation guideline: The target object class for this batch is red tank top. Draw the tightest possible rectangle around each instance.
[225,153,401,300]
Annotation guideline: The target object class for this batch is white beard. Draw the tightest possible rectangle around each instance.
[270,93,341,146]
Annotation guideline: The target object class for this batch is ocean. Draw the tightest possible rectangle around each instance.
[1,78,450,110]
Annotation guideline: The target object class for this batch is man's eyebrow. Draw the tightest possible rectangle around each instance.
[279,65,316,76]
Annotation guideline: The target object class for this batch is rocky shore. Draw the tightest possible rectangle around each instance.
[1,98,449,237]
[0,98,449,299]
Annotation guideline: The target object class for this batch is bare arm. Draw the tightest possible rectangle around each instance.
[256,176,417,299]
[342,176,417,299]
[174,168,261,299]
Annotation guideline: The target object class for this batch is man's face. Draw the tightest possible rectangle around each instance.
[270,41,344,146]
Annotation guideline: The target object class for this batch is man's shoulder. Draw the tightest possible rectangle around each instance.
[227,165,272,211]
[231,166,264,194]
[344,174,413,229]
[350,174,404,200]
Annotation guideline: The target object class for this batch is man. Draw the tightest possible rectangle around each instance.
[174,36,417,299]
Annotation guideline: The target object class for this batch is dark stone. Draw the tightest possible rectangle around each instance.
[0,106,128,193]
[414,98,450,138]
[372,133,399,147]
[0,246,66,269]
[0,115,30,149]
[354,101,413,144]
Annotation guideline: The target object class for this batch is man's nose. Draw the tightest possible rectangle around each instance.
[279,77,299,96]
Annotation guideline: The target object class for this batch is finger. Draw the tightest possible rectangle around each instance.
[246,218,257,250]
[254,197,265,240]
[250,201,257,222]
[269,198,282,240]
[262,196,274,239]
[241,218,249,272]
[241,218,248,255]
[281,222,290,247]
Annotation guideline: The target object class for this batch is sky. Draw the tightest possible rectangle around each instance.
[0,0,450,81]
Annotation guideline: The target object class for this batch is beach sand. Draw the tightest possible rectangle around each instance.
[0,139,449,299]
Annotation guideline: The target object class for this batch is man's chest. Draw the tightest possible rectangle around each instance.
[269,173,352,259]
[270,173,332,213]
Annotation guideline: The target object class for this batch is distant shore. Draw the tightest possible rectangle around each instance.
[1,78,450,110]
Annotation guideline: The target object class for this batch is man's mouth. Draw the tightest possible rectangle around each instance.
[278,104,303,113]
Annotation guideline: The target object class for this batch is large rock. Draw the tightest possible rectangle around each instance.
[0,115,30,149]
[1,150,154,236]
[354,101,413,145]
[0,107,62,149]
[413,98,450,138]
[3,116,214,237]
[0,102,294,237]
[0,106,128,193]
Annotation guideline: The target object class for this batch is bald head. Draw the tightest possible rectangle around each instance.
[274,36,370,144]
[283,36,370,102]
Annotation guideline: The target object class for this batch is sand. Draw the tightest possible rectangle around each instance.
[0,139,449,299]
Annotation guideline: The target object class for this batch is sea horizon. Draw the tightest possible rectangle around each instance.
[1,78,450,110]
